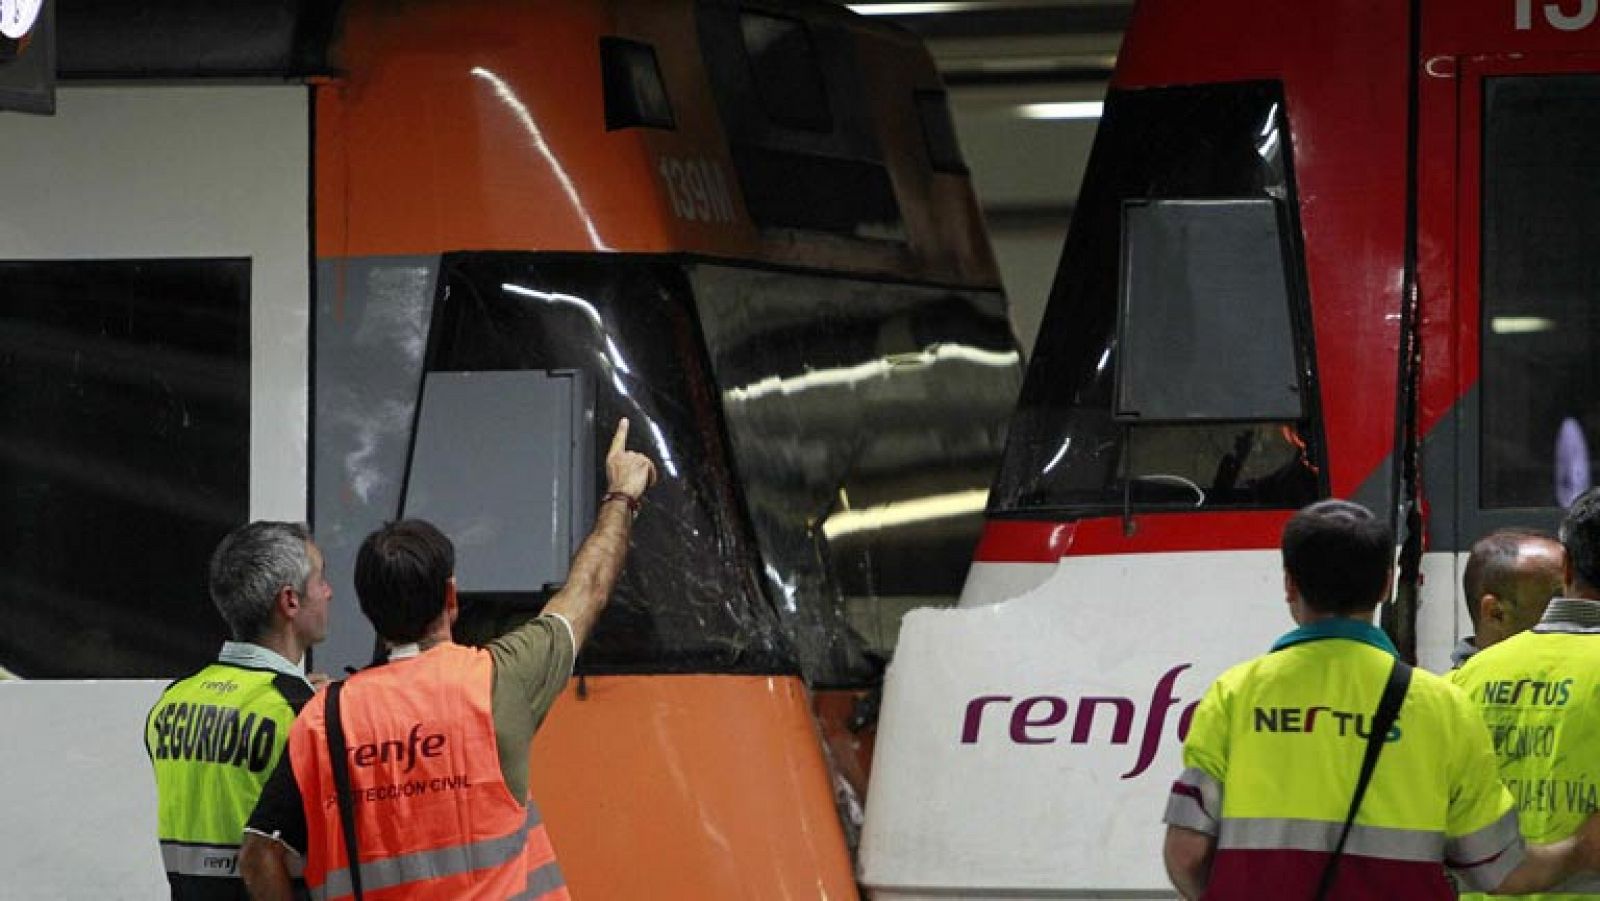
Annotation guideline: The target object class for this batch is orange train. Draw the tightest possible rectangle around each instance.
[310,1,1020,897]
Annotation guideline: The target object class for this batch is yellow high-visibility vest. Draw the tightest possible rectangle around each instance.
[1167,622,1521,899]
[1452,613,1600,900]
[146,662,307,892]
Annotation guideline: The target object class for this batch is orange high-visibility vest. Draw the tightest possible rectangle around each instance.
[289,643,568,901]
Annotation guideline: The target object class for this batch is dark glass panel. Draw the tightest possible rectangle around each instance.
[430,254,789,675]
[691,265,1020,687]
[1480,75,1600,509]
[0,258,249,678]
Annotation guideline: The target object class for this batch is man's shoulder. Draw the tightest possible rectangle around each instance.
[486,615,574,674]
[1454,629,1577,678]
[1408,662,1470,700]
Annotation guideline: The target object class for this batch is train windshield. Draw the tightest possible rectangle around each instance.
[434,255,1019,687]
[689,265,1019,687]
[991,82,1324,517]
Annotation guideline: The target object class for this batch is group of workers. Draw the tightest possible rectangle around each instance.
[145,419,656,900]
[144,405,1600,901]
[1164,490,1600,899]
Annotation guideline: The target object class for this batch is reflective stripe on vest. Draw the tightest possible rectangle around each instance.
[1217,816,1445,861]
[160,841,239,878]
[146,663,301,859]
[160,839,309,881]
[314,806,547,900]
[512,861,566,901]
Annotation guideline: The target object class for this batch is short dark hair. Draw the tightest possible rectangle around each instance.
[1281,499,1394,614]
[1462,527,1559,627]
[1561,488,1600,593]
[354,520,455,643]
[209,522,313,642]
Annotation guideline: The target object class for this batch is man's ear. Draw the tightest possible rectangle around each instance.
[1479,593,1508,626]
[1283,570,1297,604]
[274,584,298,621]
[445,577,459,626]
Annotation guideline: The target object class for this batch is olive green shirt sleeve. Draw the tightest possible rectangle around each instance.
[487,613,576,802]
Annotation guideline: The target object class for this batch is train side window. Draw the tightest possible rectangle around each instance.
[0,258,249,678]
[1116,198,1304,423]
[915,90,967,175]
[1480,74,1600,509]
[600,37,676,131]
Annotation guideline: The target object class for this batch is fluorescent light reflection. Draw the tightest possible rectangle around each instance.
[471,67,611,251]
[1016,101,1104,120]
[822,489,989,539]
[1042,435,1073,476]
[498,283,677,477]
[1491,317,1556,335]
[726,344,1019,403]
[502,284,602,329]
[847,2,989,14]
[1256,104,1281,160]
[764,563,800,612]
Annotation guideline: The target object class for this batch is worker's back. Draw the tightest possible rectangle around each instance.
[1453,601,1600,900]
[1173,630,1518,899]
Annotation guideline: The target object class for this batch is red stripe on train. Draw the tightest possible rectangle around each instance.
[975,511,1294,562]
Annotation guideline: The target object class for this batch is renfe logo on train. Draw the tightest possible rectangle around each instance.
[958,664,1199,779]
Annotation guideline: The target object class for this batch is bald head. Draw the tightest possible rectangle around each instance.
[1463,529,1564,649]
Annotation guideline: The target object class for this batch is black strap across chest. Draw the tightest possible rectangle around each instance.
[1313,658,1413,900]
[325,681,365,901]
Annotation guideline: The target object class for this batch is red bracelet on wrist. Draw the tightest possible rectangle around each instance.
[601,491,641,516]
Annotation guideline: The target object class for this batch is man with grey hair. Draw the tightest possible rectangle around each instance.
[144,521,332,900]
[1452,528,1565,667]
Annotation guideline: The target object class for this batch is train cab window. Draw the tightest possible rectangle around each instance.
[1480,75,1600,509]
[427,255,1018,687]
[990,82,1324,517]
[0,258,249,678]
[429,255,789,675]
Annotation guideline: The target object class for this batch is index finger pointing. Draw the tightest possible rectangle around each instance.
[609,417,630,456]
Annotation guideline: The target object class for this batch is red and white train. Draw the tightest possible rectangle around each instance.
[863,0,1600,896]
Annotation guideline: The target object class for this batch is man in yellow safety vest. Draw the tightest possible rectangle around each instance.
[1163,499,1600,899]
[1453,487,1600,899]
[146,521,332,900]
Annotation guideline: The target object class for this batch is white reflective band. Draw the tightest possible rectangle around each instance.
[1163,767,1223,836]
[1218,817,1444,861]
[1444,807,1526,893]
[317,806,552,900]
[510,860,566,900]
[160,841,239,878]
